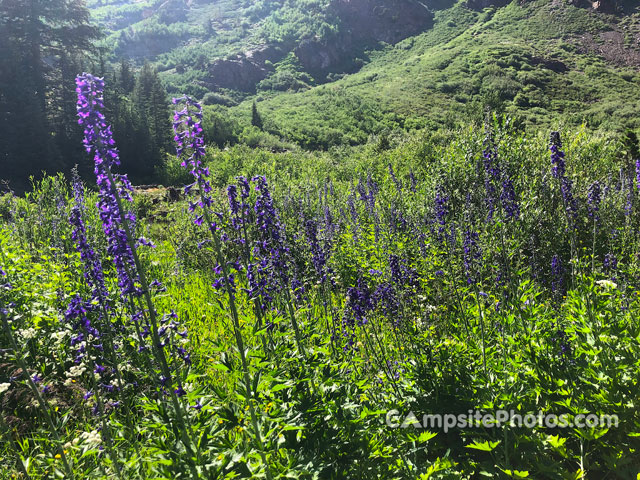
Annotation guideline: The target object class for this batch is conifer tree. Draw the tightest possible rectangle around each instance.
[251,101,264,130]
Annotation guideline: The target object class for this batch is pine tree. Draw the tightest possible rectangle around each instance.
[119,59,136,94]
[0,0,99,186]
[251,101,264,130]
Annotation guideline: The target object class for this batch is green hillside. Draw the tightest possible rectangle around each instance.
[87,0,640,149]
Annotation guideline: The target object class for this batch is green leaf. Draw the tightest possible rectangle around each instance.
[501,470,530,478]
[418,430,437,442]
[465,439,501,452]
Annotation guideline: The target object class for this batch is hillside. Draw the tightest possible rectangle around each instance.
[87,0,640,147]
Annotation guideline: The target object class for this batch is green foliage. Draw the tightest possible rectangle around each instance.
[4,123,640,478]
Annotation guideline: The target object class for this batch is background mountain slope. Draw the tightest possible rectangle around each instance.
[87,0,640,147]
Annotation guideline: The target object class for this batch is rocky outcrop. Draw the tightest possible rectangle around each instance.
[206,57,271,92]
[294,37,355,78]
[295,0,436,79]
[569,0,618,13]
[207,0,442,89]
[591,0,617,13]
[331,0,435,45]
[205,45,283,92]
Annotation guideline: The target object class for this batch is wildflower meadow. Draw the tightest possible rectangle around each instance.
[1,74,640,479]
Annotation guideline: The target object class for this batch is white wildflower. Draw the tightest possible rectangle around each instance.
[596,279,617,290]
[51,330,68,347]
[0,382,11,394]
[66,365,86,378]
[20,328,37,340]
[79,430,102,445]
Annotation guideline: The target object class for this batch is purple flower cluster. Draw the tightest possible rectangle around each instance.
[549,132,566,179]
[587,181,602,220]
[551,255,565,302]
[76,73,140,297]
[604,253,618,280]
[304,218,329,282]
[482,135,520,221]
[463,229,482,285]
[552,326,572,363]
[433,185,449,240]
[227,176,252,236]
[172,96,213,229]
[343,277,374,328]
[388,164,403,193]
[252,175,291,287]
[69,174,108,301]
[549,132,578,228]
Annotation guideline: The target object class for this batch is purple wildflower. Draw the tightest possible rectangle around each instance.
[587,181,602,220]
[551,255,565,302]
[550,132,566,179]
[69,172,108,301]
[463,229,482,285]
[76,73,140,297]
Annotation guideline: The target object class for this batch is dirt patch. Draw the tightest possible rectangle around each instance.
[574,28,640,69]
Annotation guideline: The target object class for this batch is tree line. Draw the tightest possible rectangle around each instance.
[0,0,171,191]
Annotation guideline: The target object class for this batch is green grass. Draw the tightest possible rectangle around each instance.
[231,0,640,148]
[3,122,640,477]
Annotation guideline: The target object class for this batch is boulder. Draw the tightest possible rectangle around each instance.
[204,45,283,92]
[206,57,271,92]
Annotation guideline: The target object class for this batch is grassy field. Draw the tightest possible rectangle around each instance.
[2,105,640,477]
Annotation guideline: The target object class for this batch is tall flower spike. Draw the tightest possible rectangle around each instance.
[550,131,566,179]
[69,172,108,301]
[76,73,140,297]
[172,96,214,228]
[587,181,602,220]
[463,229,482,285]
[551,255,564,302]
[549,132,577,228]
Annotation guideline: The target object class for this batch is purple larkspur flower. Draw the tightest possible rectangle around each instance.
[344,277,374,328]
[463,229,482,285]
[482,141,501,221]
[304,218,329,282]
[551,255,564,301]
[388,163,402,192]
[550,132,566,179]
[69,173,108,301]
[587,181,602,220]
[76,73,140,297]
[500,175,520,220]
[549,132,578,228]
[433,185,449,239]
[172,96,214,231]
[408,171,417,193]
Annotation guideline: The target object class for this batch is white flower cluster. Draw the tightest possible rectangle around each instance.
[66,365,86,378]
[79,430,102,445]
[63,364,87,386]
[0,382,11,394]
[19,328,37,340]
[51,329,69,346]
[596,279,617,290]
[65,430,102,448]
